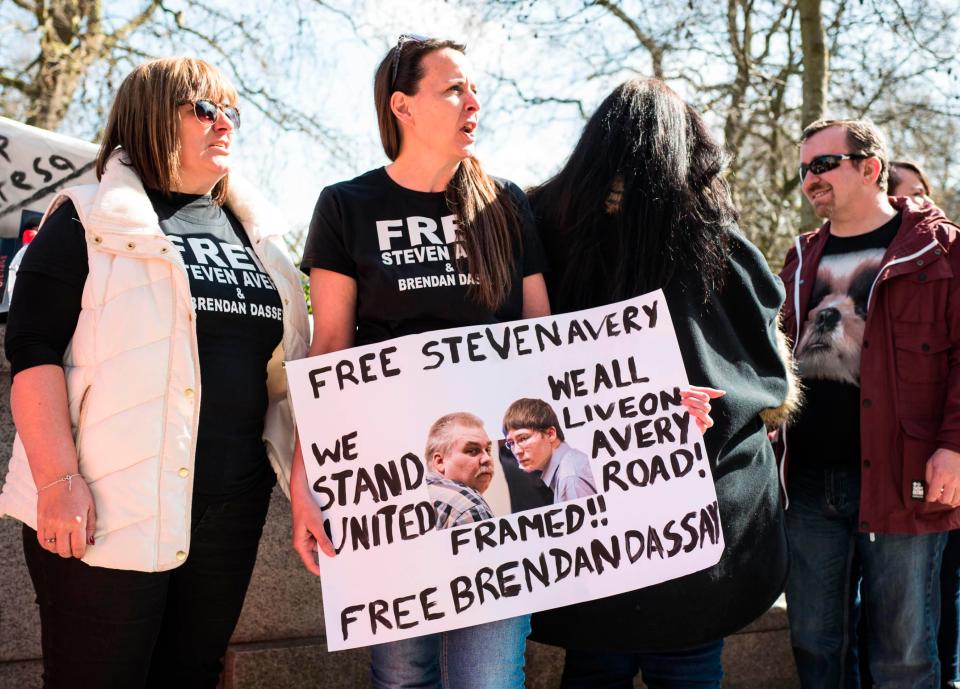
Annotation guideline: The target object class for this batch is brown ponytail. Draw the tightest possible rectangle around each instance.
[373,38,522,311]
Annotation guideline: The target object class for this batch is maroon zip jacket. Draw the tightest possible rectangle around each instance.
[780,197,960,534]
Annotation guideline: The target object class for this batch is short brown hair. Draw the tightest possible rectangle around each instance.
[96,57,239,204]
[800,118,889,190]
[888,160,932,197]
[425,412,486,468]
[502,398,564,441]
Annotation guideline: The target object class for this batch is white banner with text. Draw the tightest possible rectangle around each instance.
[286,290,724,651]
[0,117,98,238]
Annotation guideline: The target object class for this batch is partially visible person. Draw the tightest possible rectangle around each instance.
[501,398,595,503]
[888,157,960,689]
[782,118,960,689]
[888,159,933,205]
[425,412,497,528]
[526,78,796,689]
[0,57,309,689]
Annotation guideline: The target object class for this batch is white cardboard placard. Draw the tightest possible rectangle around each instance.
[286,291,724,650]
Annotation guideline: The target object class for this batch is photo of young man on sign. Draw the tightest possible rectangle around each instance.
[502,398,596,505]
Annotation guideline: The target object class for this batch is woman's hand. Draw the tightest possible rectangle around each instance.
[36,476,97,559]
[288,269,356,575]
[10,364,95,559]
[680,386,725,434]
[290,442,335,576]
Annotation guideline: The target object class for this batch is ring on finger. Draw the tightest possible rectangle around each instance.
[44,537,57,544]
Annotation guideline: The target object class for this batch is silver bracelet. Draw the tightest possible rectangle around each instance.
[36,473,80,494]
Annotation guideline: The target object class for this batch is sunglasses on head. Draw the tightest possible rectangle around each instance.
[181,99,241,130]
[390,33,429,89]
[798,153,866,182]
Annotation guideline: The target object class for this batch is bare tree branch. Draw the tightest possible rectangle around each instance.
[592,0,666,78]
[490,73,587,119]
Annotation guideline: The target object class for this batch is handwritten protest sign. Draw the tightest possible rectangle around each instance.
[0,117,98,238]
[286,291,724,651]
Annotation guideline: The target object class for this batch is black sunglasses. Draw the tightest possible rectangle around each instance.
[390,33,429,89]
[798,153,866,182]
[181,99,241,130]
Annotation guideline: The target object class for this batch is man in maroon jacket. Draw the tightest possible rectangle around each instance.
[780,118,960,689]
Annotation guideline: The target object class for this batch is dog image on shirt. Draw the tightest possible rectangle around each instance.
[795,250,884,386]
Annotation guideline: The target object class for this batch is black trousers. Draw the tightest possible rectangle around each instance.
[23,472,275,689]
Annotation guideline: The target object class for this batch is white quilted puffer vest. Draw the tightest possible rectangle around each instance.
[0,152,309,571]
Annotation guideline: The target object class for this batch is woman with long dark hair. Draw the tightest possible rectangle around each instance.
[527,78,796,688]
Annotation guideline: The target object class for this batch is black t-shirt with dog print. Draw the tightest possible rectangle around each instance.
[787,212,901,468]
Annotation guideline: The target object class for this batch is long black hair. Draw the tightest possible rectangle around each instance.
[529,78,735,311]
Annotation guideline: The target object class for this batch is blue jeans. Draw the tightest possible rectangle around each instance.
[559,641,724,689]
[940,529,960,687]
[785,463,947,689]
[370,615,530,689]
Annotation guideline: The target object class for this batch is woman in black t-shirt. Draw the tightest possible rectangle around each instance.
[293,37,550,689]
[0,58,309,689]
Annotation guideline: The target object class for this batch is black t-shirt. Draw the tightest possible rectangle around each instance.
[5,191,284,497]
[786,212,901,467]
[300,167,548,346]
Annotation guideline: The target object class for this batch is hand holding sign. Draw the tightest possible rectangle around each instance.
[680,386,726,432]
[290,438,336,575]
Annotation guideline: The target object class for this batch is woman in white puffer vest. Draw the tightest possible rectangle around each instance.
[0,57,308,688]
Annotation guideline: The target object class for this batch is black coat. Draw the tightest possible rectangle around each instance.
[531,226,790,652]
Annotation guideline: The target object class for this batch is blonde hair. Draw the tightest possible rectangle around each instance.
[96,57,239,204]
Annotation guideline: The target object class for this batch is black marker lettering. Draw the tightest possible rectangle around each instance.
[393,594,418,630]
[32,156,53,183]
[11,171,32,190]
[308,365,332,397]
[451,576,474,613]
[642,300,658,327]
[623,305,642,333]
[535,321,561,350]
[514,324,532,355]
[369,600,391,634]
[485,327,511,359]
[341,604,364,641]
[422,340,443,370]
[49,155,75,172]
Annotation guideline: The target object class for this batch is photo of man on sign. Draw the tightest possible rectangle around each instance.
[425,412,497,529]
[502,398,596,504]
